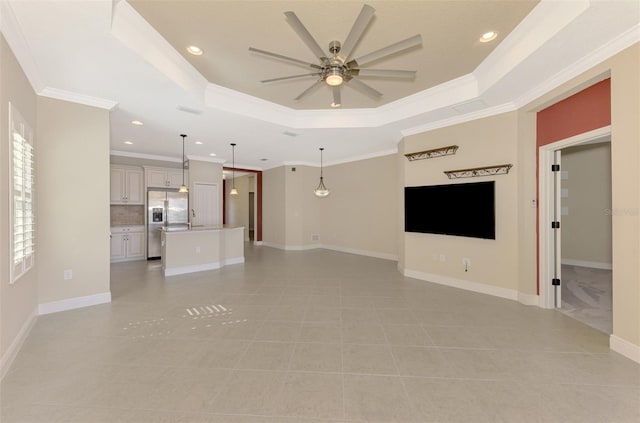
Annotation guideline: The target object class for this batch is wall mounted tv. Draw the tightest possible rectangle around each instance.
[404,181,495,239]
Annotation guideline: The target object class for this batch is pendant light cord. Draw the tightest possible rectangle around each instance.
[320,147,324,179]
[231,143,236,190]
[180,134,187,185]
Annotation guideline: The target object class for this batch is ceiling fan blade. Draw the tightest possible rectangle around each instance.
[284,11,327,60]
[261,73,322,83]
[294,80,324,101]
[355,69,416,78]
[338,4,376,62]
[332,87,341,107]
[349,34,422,67]
[347,78,383,98]
[249,47,322,69]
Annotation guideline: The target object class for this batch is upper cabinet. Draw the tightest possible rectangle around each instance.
[110,165,143,204]
[145,167,187,189]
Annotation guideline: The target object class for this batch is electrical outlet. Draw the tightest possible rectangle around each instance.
[311,234,320,241]
[439,254,446,262]
[195,246,201,253]
[63,269,73,280]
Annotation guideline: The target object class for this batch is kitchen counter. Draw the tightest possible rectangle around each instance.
[160,226,244,276]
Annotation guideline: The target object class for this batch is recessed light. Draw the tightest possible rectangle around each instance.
[209,153,217,156]
[131,120,143,126]
[195,141,203,145]
[187,45,203,55]
[124,140,133,145]
[479,31,498,43]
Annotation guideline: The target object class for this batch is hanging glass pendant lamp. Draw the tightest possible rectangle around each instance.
[230,143,238,195]
[178,134,189,193]
[314,147,330,197]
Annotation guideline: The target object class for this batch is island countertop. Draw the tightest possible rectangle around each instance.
[161,226,245,276]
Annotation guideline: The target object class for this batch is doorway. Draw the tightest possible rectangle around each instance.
[539,126,612,333]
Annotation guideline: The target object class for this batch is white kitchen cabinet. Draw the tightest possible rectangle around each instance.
[145,167,187,189]
[110,226,145,262]
[110,165,143,204]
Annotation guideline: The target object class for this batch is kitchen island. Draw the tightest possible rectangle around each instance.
[160,226,244,276]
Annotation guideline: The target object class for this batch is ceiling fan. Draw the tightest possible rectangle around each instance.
[249,4,422,107]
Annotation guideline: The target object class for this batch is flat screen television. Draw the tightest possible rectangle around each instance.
[404,181,495,239]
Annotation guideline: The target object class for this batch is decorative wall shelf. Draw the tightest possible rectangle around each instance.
[444,164,513,179]
[405,145,458,161]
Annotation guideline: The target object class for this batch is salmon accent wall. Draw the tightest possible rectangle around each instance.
[537,79,611,147]
[535,78,611,294]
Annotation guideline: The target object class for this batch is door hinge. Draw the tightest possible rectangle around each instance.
[552,278,561,286]
[551,164,560,172]
[551,221,560,229]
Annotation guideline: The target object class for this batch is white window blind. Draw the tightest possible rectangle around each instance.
[9,103,35,283]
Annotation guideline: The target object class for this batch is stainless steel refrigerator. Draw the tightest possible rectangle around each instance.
[147,189,189,259]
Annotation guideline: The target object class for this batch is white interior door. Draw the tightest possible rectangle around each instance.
[552,150,562,308]
[193,183,219,226]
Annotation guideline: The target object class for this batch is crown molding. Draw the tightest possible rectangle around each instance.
[111,0,208,102]
[514,24,640,109]
[39,87,118,110]
[186,155,226,164]
[474,0,590,94]
[401,102,517,137]
[110,150,181,162]
[0,0,45,92]
[325,148,398,167]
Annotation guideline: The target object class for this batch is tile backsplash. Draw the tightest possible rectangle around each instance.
[111,205,145,226]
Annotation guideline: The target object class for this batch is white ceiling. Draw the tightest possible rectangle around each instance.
[2,0,639,169]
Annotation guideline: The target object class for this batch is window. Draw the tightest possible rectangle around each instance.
[9,102,35,283]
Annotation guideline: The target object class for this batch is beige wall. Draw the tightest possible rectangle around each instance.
[261,158,396,256]
[402,112,520,291]
[0,34,39,363]
[36,97,111,304]
[263,166,286,246]
[521,44,640,348]
[321,155,397,257]
[561,143,612,265]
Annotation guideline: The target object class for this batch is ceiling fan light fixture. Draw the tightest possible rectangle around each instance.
[325,69,344,86]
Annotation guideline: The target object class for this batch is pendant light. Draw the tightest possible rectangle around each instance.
[314,147,330,197]
[230,143,238,195]
[178,134,189,193]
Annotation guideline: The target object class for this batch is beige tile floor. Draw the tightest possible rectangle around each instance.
[2,245,639,422]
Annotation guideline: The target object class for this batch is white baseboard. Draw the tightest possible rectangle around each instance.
[38,292,112,315]
[404,269,519,301]
[260,241,398,261]
[517,292,540,306]
[610,335,640,364]
[224,256,245,266]
[164,262,221,276]
[253,241,263,246]
[561,258,612,270]
[0,307,37,380]
[321,244,398,261]
[260,242,318,251]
